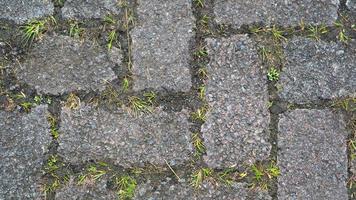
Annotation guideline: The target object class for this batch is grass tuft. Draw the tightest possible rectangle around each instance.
[128,95,153,115]
[198,85,206,100]
[191,106,208,122]
[116,175,137,200]
[21,17,56,46]
[107,30,118,50]
[122,77,130,91]
[69,21,83,38]
[48,114,59,139]
[192,133,205,157]
[77,165,108,185]
[267,67,280,81]
[198,67,208,79]
[64,93,81,110]
[193,0,205,7]
[307,25,328,41]
[21,20,46,45]
[250,162,280,190]
[191,168,213,188]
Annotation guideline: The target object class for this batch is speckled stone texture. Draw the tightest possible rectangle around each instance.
[62,0,121,20]
[278,109,348,200]
[0,105,51,199]
[58,105,192,167]
[0,0,54,24]
[55,177,116,200]
[278,37,356,104]
[202,35,271,168]
[347,0,356,11]
[131,0,194,92]
[15,35,118,95]
[135,178,271,200]
[214,0,339,28]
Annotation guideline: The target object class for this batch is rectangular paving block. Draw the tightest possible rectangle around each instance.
[0,0,54,24]
[62,0,121,20]
[278,37,356,104]
[0,105,51,199]
[131,0,194,92]
[55,177,116,200]
[278,109,348,200]
[202,35,271,168]
[135,178,271,200]
[58,105,193,167]
[16,35,118,95]
[214,0,339,28]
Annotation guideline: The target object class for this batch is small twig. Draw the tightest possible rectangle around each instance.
[164,159,180,181]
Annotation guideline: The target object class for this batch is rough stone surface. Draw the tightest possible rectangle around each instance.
[62,0,121,20]
[202,35,271,168]
[16,35,118,95]
[58,105,192,167]
[214,0,339,28]
[278,109,348,200]
[134,178,271,200]
[55,177,116,200]
[347,0,356,11]
[131,0,194,92]
[0,105,51,199]
[278,37,356,104]
[0,0,54,24]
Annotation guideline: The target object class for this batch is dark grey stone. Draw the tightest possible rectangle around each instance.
[55,177,116,200]
[62,0,121,20]
[131,0,194,92]
[202,35,271,168]
[58,105,192,167]
[134,178,271,200]
[214,0,339,28]
[278,37,356,104]
[16,35,118,95]
[278,109,348,200]
[0,0,54,24]
[347,0,356,11]
[0,105,51,199]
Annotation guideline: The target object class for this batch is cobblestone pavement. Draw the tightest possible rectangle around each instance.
[0,0,355,200]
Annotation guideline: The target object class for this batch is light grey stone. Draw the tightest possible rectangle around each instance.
[131,0,194,92]
[202,35,271,168]
[278,37,356,104]
[0,0,54,24]
[0,105,51,199]
[55,177,116,200]
[347,0,356,11]
[58,105,192,167]
[134,179,271,200]
[16,35,118,95]
[62,0,121,20]
[214,0,339,28]
[278,109,348,200]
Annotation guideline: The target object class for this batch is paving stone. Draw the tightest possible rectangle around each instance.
[278,37,356,104]
[0,0,54,24]
[0,105,51,199]
[62,0,121,20]
[278,109,348,200]
[347,0,356,11]
[214,0,339,28]
[202,35,271,168]
[16,35,118,95]
[55,177,116,200]
[134,178,271,200]
[131,0,194,92]
[58,105,192,167]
